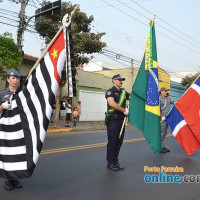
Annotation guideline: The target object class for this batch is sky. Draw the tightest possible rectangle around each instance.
[0,0,200,73]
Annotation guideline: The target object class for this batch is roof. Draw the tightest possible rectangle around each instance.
[23,54,38,62]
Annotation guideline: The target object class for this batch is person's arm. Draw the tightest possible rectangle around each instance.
[0,102,11,114]
[126,91,130,100]
[107,97,126,113]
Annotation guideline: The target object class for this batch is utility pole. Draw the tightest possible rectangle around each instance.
[17,0,27,53]
[131,58,134,85]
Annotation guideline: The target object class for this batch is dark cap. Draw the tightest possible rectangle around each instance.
[7,70,20,78]
[160,87,169,92]
[112,74,125,81]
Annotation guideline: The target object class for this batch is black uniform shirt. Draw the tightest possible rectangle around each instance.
[105,86,130,116]
[0,88,14,105]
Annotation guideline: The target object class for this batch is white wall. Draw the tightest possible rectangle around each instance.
[79,90,107,121]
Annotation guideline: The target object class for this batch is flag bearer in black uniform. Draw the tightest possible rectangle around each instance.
[0,70,22,190]
[105,74,130,171]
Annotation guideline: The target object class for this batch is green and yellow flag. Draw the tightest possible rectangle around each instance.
[129,19,161,154]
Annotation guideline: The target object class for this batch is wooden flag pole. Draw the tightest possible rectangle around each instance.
[27,5,79,80]
[119,116,127,139]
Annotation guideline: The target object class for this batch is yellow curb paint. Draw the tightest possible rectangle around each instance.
[47,128,73,133]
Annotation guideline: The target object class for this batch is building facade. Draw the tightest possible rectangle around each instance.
[71,67,171,121]
[0,54,37,90]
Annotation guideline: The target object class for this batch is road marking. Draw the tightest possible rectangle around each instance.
[41,135,173,155]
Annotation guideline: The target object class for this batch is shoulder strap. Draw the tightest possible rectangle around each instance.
[161,97,168,111]
[107,90,126,114]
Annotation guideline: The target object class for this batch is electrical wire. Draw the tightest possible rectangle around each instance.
[100,0,200,55]
[129,0,200,46]
[116,0,200,49]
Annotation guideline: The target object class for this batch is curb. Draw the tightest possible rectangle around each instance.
[47,128,73,133]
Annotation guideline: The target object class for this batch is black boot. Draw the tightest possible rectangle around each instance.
[160,147,167,153]
[4,180,14,191]
[107,164,119,171]
[115,163,125,170]
[163,147,170,152]
[12,180,22,189]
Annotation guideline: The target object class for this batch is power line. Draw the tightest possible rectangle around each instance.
[100,49,198,80]
[116,0,200,50]
[0,15,19,23]
[100,0,147,26]
[93,22,199,70]
[100,0,200,55]
[0,21,18,28]
[95,49,197,81]
[129,0,200,47]
[82,1,135,10]
[34,0,42,5]
[30,0,37,8]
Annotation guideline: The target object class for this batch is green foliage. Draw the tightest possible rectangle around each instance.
[0,32,22,80]
[181,72,200,88]
[35,1,106,67]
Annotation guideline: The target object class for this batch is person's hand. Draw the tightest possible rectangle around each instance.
[2,101,11,110]
[160,116,166,123]
[123,108,129,116]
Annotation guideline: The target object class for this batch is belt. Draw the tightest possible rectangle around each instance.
[110,114,125,120]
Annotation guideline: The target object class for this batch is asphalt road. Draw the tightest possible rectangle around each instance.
[1,128,200,200]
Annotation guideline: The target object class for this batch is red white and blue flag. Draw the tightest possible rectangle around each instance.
[166,76,200,155]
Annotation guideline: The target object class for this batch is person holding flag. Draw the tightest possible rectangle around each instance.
[0,6,78,189]
[105,74,130,171]
[159,87,174,153]
[0,70,22,190]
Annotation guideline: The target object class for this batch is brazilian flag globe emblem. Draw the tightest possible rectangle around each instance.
[129,19,161,154]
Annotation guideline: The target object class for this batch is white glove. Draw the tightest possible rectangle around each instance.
[2,101,11,110]
[123,108,129,116]
[160,116,166,123]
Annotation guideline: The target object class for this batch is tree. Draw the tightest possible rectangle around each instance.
[35,1,106,126]
[0,32,22,80]
[181,72,200,88]
[35,1,106,66]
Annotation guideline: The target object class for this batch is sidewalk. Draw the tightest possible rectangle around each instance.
[47,120,134,133]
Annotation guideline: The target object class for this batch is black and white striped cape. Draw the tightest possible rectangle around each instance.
[0,25,67,180]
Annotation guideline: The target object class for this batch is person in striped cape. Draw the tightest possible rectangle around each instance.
[0,69,22,190]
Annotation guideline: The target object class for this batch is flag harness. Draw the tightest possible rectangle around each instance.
[104,90,126,125]
[161,97,168,111]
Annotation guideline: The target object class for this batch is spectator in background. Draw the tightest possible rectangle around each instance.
[75,101,81,122]
[72,107,78,128]
[60,97,66,122]
[65,99,72,127]
[50,102,56,123]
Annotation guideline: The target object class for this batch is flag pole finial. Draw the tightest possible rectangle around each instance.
[153,14,156,22]
[71,5,79,18]
[150,14,156,26]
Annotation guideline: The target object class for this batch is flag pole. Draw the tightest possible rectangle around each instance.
[119,104,129,139]
[27,5,79,79]
[119,116,127,139]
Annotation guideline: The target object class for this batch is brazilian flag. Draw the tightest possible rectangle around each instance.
[129,20,161,154]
